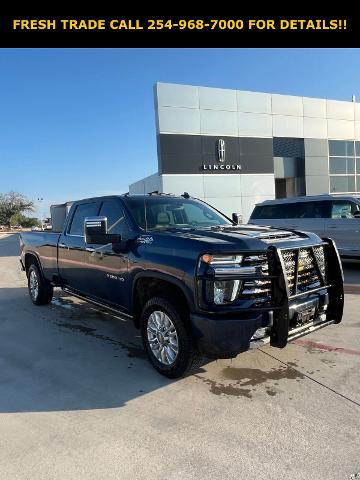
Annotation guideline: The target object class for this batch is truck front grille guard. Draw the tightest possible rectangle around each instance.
[198,238,344,348]
[268,238,344,348]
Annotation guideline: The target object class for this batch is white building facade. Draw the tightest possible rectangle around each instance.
[129,82,360,221]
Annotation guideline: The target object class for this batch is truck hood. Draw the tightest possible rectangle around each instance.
[155,224,321,251]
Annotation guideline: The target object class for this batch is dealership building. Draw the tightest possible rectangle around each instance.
[129,82,360,221]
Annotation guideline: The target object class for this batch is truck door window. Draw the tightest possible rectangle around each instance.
[331,201,360,219]
[99,200,127,235]
[68,203,100,236]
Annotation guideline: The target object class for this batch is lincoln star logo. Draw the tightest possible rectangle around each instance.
[202,138,241,171]
[217,139,225,163]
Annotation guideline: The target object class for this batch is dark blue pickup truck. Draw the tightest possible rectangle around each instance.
[19,193,344,378]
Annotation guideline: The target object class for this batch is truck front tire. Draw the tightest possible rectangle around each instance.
[140,297,204,378]
[27,263,53,305]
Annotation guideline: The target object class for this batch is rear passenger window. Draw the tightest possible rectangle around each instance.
[292,201,327,219]
[251,201,329,220]
[99,200,127,235]
[251,204,294,219]
[68,203,100,236]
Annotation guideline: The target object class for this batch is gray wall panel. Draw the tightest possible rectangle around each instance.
[239,138,273,156]
[305,156,329,176]
[159,134,201,155]
[156,83,199,108]
[304,138,329,157]
[160,154,203,174]
[306,175,329,195]
[239,156,274,174]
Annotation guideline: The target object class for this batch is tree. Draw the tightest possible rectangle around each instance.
[0,192,35,228]
[10,213,40,228]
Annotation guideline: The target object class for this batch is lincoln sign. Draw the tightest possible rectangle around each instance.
[202,138,241,171]
[202,164,242,170]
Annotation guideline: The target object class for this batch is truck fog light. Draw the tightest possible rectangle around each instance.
[214,280,241,304]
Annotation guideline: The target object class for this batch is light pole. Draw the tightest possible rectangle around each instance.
[37,197,44,229]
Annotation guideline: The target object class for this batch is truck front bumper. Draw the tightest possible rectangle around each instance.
[191,292,332,358]
[191,310,269,358]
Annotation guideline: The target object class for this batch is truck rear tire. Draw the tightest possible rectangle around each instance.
[140,296,204,378]
[27,263,53,305]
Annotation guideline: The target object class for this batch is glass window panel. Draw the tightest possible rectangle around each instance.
[329,157,355,174]
[69,203,100,236]
[356,142,360,156]
[356,158,360,174]
[292,201,328,219]
[99,200,126,235]
[331,201,360,219]
[330,176,355,193]
[328,140,354,156]
[356,176,360,192]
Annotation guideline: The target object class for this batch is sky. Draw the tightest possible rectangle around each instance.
[1,48,360,217]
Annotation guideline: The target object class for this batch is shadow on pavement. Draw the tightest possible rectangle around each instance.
[0,287,206,413]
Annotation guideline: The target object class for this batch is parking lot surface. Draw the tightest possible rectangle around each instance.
[0,233,359,480]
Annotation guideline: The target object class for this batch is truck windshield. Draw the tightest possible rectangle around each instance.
[124,196,232,231]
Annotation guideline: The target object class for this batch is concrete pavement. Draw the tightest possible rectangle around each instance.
[0,233,359,480]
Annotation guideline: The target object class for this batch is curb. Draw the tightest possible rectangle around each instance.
[344,284,360,294]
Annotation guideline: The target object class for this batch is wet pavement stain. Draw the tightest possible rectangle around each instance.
[52,296,113,321]
[55,322,96,335]
[197,377,252,398]
[196,365,305,398]
[55,321,147,359]
[265,389,277,396]
[287,361,298,367]
[50,293,147,359]
[222,365,304,385]
[321,359,337,368]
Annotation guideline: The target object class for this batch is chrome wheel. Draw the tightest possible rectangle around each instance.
[147,310,179,366]
[29,270,39,300]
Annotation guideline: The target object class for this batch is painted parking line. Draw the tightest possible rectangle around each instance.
[293,338,360,357]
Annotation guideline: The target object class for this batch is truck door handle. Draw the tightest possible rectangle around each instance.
[59,243,69,249]
[85,247,95,252]
[328,226,337,229]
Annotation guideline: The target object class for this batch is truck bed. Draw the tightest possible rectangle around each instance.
[20,231,61,282]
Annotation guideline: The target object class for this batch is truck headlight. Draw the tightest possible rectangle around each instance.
[200,254,243,305]
[201,254,243,266]
[214,280,241,304]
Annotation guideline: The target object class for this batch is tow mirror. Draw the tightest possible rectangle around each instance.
[84,216,121,245]
[232,212,242,224]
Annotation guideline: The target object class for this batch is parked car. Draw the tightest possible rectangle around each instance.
[249,194,360,258]
[19,194,343,378]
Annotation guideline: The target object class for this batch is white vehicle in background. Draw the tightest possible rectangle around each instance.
[249,194,360,258]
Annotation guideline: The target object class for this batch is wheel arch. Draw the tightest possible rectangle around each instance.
[131,272,194,328]
[24,252,45,280]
